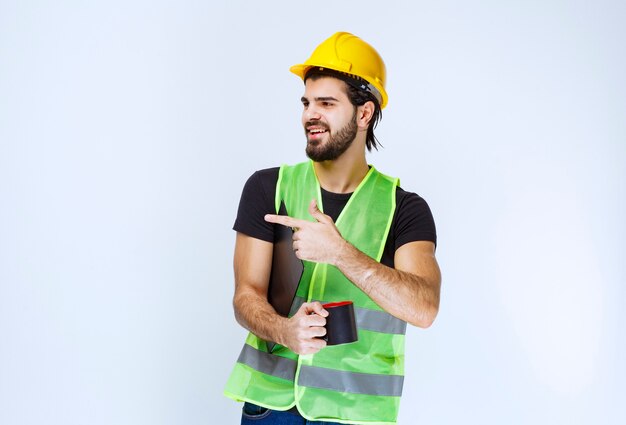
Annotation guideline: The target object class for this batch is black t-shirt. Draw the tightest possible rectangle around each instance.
[233,167,437,268]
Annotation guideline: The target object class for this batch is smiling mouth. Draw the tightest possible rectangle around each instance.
[307,124,329,138]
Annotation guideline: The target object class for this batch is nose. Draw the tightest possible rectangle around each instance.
[304,104,321,122]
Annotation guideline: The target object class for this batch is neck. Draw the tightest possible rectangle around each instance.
[312,151,369,194]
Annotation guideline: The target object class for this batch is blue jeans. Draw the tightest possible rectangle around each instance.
[241,402,342,425]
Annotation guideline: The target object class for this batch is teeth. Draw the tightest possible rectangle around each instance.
[310,129,326,134]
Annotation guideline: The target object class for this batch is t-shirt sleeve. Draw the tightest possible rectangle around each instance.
[393,190,437,250]
[232,168,279,243]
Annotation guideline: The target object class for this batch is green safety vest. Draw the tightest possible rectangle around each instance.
[224,161,406,425]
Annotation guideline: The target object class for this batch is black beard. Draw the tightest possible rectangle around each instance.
[305,112,358,162]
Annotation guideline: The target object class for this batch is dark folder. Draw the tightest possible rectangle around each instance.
[268,202,304,317]
[267,202,304,351]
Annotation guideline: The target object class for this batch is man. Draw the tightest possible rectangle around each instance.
[224,32,441,425]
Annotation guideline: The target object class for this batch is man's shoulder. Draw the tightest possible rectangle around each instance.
[395,186,427,204]
[243,167,281,193]
[391,185,437,247]
[249,166,280,182]
[396,186,430,214]
[234,167,282,243]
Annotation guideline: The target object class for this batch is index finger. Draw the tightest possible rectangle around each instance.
[264,214,309,228]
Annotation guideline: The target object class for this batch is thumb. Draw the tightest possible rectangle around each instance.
[309,199,332,224]
[302,301,329,317]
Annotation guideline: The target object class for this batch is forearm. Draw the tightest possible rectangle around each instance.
[233,285,328,354]
[334,242,440,328]
[233,287,288,345]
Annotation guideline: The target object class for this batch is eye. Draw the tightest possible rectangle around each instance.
[322,101,333,107]
[302,101,309,108]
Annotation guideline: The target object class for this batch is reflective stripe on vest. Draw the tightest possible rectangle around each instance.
[298,365,404,397]
[237,344,404,397]
[237,344,296,382]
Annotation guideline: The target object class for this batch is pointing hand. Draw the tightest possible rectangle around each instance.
[265,199,348,265]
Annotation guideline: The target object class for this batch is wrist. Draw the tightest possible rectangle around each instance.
[333,238,354,267]
[273,315,291,347]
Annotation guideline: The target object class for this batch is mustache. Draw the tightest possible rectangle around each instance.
[305,120,329,130]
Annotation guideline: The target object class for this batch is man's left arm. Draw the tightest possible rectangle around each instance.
[335,239,440,328]
[265,199,441,328]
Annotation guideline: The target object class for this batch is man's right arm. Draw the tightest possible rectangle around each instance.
[232,232,328,355]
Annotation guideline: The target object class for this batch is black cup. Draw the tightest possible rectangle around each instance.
[322,301,358,345]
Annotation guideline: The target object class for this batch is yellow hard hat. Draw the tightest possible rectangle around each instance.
[290,32,388,109]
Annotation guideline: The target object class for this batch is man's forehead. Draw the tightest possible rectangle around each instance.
[303,76,349,99]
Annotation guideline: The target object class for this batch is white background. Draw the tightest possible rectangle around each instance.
[1,1,624,424]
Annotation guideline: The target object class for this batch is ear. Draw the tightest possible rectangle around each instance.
[356,101,375,130]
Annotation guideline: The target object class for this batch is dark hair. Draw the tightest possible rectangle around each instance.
[305,71,383,152]
[345,83,383,152]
